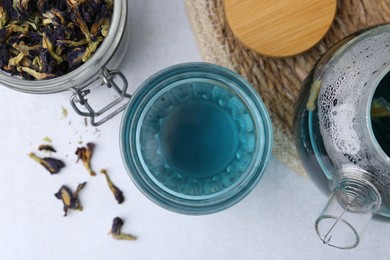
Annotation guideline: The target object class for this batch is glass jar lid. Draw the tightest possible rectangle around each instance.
[120,62,273,214]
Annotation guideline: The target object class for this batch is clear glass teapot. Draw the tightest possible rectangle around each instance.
[295,24,390,249]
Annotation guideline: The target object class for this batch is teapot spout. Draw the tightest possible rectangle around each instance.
[315,168,381,249]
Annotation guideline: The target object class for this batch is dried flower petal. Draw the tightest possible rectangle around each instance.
[81,37,102,62]
[12,0,33,17]
[12,41,39,55]
[71,9,92,42]
[29,152,65,174]
[66,46,85,70]
[100,169,124,204]
[3,52,24,71]
[42,136,52,143]
[17,66,55,80]
[0,43,10,68]
[55,182,87,216]
[75,142,96,176]
[5,22,29,35]
[38,144,56,153]
[42,32,63,63]
[66,0,87,8]
[109,217,137,241]
[0,4,9,29]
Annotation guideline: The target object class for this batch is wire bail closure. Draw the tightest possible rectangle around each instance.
[70,68,131,126]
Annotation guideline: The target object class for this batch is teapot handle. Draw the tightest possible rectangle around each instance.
[69,68,131,126]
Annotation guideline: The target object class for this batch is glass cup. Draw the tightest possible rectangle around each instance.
[120,62,273,214]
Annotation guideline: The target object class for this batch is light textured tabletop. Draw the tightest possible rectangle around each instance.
[0,1,388,259]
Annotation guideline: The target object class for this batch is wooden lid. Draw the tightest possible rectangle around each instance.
[224,0,337,57]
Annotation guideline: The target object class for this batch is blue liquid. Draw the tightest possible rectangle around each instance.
[160,100,238,178]
[371,72,390,157]
[139,82,256,196]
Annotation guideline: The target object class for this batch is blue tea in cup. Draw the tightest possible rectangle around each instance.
[120,63,272,214]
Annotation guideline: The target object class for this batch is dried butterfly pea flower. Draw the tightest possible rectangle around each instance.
[0,4,9,29]
[12,0,34,18]
[57,38,89,47]
[109,217,137,241]
[38,0,67,13]
[38,144,56,153]
[2,0,18,20]
[75,142,96,176]
[12,41,40,55]
[55,182,87,216]
[71,9,93,42]
[42,9,66,26]
[17,66,55,79]
[66,0,87,9]
[103,0,112,9]
[81,37,102,62]
[66,46,85,70]
[5,22,29,35]
[29,152,65,174]
[0,43,10,68]
[42,32,63,62]
[3,52,24,71]
[79,0,102,24]
[100,169,124,204]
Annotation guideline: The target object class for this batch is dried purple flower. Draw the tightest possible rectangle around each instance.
[29,152,65,174]
[75,142,96,176]
[0,4,9,29]
[42,32,63,62]
[66,46,85,70]
[0,43,9,68]
[109,217,137,241]
[55,182,87,216]
[2,0,18,20]
[12,0,34,18]
[17,66,55,80]
[100,169,124,204]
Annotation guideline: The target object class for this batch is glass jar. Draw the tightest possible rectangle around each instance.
[0,0,130,126]
[295,24,390,249]
[120,63,273,215]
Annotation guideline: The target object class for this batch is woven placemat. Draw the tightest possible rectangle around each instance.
[185,0,390,175]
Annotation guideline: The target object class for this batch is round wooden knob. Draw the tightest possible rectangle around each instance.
[224,0,337,57]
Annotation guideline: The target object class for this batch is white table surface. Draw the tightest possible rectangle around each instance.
[0,1,389,259]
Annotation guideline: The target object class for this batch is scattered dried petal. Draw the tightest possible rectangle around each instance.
[61,106,68,118]
[54,182,87,216]
[29,152,65,174]
[38,144,56,153]
[42,136,52,143]
[75,142,96,176]
[100,169,124,204]
[109,217,137,241]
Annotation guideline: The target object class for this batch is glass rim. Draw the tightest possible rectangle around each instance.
[315,214,360,249]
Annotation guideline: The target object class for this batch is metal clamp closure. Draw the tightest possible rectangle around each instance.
[70,68,131,126]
